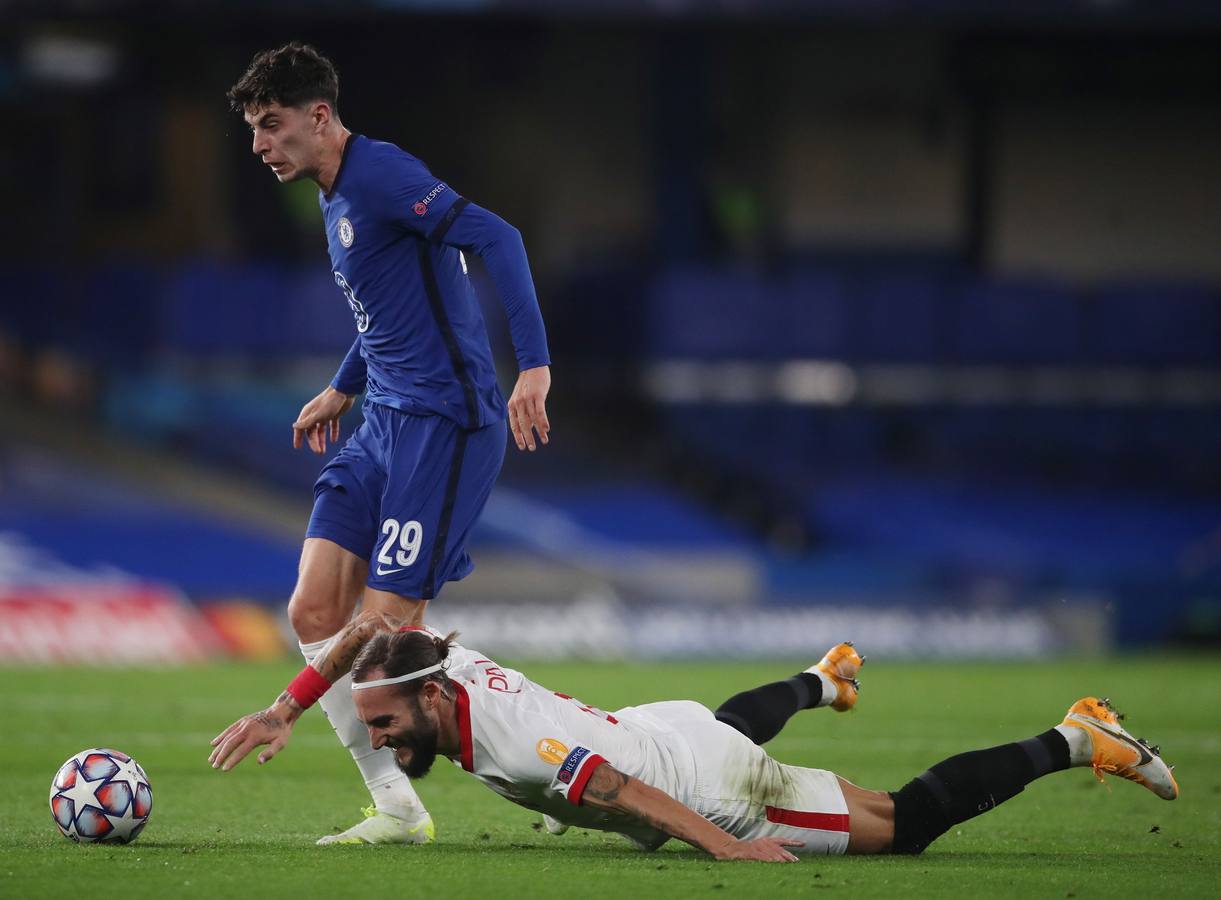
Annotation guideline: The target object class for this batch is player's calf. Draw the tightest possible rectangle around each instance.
[715,641,864,744]
[886,697,1176,855]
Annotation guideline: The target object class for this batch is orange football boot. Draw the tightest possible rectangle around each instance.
[1060,697,1178,800]
[808,641,865,711]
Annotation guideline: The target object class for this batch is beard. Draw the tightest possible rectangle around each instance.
[392,697,440,780]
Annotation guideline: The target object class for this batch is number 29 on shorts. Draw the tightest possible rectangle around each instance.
[377,518,423,572]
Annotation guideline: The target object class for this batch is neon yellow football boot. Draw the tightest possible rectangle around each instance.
[316,806,436,845]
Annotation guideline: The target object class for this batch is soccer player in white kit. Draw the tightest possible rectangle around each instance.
[211,620,1179,859]
[400,652,857,857]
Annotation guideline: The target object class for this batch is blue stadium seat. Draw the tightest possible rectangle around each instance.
[165,262,294,358]
[665,404,885,485]
[648,265,851,360]
[1087,282,1221,365]
[649,265,774,359]
[2,266,70,347]
[952,278,1083,363]
[802,472,1221,583]
[774,270,852,358]
[858,272,951,362]
[551,263,650,361]
[665,405,766,474]
[519,483,757,548]
[78,264,161,368]
[928,407,1155,480]
[278,266,357,356]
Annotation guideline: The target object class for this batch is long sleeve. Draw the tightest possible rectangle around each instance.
[369,144,551,373]
[436,202,551,371]
[330,336,367,395]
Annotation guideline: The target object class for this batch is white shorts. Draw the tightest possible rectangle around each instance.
[622,701,851,856]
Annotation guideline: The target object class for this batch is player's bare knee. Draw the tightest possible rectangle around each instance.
[288,588,350,642]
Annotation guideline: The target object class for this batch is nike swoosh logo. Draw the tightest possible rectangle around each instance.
[1091,719,1154,766]
[375,567,405,576]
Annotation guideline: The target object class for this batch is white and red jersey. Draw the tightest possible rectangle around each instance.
[443,643,548,698]
[436,644,691,846]
[431,636,850,855]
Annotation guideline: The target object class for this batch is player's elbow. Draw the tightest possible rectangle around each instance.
[500,219,523,244]
[477,208,523,249]
[452,203,526,258]
[485,215,523,253]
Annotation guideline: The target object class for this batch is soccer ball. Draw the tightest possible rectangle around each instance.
[49,748,153,844]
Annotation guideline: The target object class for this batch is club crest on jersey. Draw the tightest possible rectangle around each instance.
[414,182,448,216]
[536,738,569,765]
[556,746,590,784]
[338,217,355,247]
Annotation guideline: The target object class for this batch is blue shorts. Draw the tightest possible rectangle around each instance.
[306,403,506,600]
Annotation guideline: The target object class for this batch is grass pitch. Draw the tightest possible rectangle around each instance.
[2,655,1219,899]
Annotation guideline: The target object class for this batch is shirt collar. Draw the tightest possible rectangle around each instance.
[452,681,474,773]
[323,132,359,201]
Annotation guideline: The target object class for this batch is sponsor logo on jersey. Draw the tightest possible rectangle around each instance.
[414,182,448,216]
[334,270,369,333]
[536,738,569,765]
[556,746,590,784]
[338,217,354,247]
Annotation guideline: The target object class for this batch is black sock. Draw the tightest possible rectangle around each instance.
[889,729,1071,854]
[715,673,823,745]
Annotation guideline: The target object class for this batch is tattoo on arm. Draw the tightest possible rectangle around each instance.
[580,763,738,856]
[273,691,304,714]
[583,764,630,804]
[312,610,403,683]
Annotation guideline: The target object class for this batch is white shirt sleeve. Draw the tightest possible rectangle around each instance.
[481,701,609,806]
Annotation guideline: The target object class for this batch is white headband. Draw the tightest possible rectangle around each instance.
[351,661,445,691]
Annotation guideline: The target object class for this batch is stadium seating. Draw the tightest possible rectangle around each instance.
[633,258,1221,643]
[950,278,1083,363]
[5,257,1218,645]
[857,270,951,361]
[0,449,299,597]
[1088,282,1221,365]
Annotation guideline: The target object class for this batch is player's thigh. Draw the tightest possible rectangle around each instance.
[693,748,854,856]
[616,700,716,729]
[304,410,388,567]
[289,537,369,640]
[368,415,505,600]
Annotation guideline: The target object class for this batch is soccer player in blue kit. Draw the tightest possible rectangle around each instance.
[226,43,552,845]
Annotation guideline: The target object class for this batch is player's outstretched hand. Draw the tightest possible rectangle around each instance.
[713,837,803,863]
[293,386,356,454]
[209,707,294,771]
[508,365,551,452]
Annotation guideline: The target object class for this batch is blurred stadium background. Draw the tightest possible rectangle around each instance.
[2,0,1220,667]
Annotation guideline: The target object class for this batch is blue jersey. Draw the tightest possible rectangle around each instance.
[320,134,549,429]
